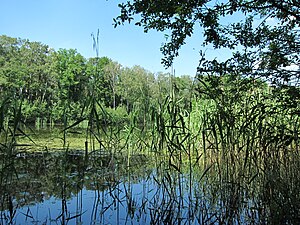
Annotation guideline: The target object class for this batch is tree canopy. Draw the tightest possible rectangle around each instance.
[115,0,300,86]
[0,35,194,125]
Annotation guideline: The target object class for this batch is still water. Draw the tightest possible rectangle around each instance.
[1,148,300,224]
[0,151,154,224]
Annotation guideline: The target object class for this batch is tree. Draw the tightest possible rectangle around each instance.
[117,65,156,126]
[0,36,56,123]
[0,35,25,98]
[118,65,153,114]
[86,57,120,108]
[173,75,194,109]
[115,1,300,86]
[52,48,87,121]
[103,59,122,109]
[53,49,87,101]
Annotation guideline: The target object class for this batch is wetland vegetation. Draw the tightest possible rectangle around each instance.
[1,0,300,224]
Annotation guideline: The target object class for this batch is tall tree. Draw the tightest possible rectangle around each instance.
[103,59,122,109]
[0,36,55,123]
[0,35,25,98]
[52,48,87,120]
[86,56,119,108]
[118,65,154,126]
[53,49,87,101]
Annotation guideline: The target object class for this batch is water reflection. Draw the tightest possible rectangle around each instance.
[0,150,299,224]
[0,151,151,224]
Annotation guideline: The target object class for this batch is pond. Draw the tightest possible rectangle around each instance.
[0,128,300,224]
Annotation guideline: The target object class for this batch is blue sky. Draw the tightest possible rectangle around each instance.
[0,0,231,76]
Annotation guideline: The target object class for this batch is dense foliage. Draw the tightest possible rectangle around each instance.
[115,0,300,85]
[1,1,300,222]
[119,3,299,109]
[112,0,300,163]
[0,35,193,126]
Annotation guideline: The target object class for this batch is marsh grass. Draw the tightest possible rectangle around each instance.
[1,66,299,224]
[136,74,300,224]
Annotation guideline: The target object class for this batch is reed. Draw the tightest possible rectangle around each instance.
[0,55,299,224]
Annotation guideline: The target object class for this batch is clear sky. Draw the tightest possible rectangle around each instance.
[0,0,206,76]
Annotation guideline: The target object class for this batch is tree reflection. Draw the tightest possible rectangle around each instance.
[0,150,299,224]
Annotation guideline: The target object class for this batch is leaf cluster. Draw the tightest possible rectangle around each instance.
[115,0,300,86]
